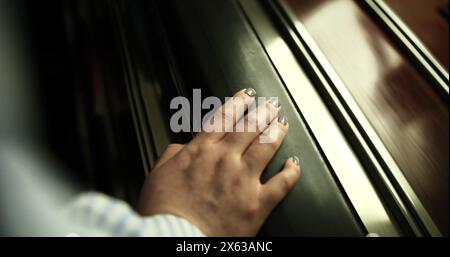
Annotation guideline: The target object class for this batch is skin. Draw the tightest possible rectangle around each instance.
[138,89,301,236]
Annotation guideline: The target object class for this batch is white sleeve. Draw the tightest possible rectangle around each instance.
[64,192,205,237]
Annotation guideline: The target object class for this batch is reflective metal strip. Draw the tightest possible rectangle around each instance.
[363,0,449,100]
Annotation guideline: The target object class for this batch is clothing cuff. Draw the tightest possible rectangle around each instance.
[65,192,205,237]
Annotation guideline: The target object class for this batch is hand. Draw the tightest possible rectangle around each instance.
[138,89,301,236]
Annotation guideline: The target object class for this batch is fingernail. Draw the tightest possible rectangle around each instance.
[269,98,281,108]
[244,88,257,97]
[292,156,300,167]
[278,115,288,126]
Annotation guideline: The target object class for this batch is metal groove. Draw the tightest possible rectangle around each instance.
[361,0,449,102]
[109,1,155,174]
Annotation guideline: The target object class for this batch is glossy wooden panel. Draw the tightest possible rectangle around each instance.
[384,0,449,70]
[286,0,449,234]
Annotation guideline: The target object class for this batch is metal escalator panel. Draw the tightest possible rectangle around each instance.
[115,0,407,236]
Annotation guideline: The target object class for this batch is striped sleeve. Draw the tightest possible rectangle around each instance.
[64,192,205,237]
